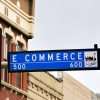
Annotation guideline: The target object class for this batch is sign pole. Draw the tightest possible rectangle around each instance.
[94,44,98,49]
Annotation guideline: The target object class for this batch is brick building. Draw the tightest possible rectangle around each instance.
[0,0,35,100]
[0,1,99,100]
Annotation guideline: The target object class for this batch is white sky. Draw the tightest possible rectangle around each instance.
[29,0,100,93]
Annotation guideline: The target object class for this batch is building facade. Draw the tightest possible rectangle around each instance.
[0,1,99,100]
[0,0,35,100]
[96,94,100,100]
[63,72,97,100]
[27,72,63,100]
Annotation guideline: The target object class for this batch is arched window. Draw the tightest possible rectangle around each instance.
[16,41,24,51]
[3,27,14,60]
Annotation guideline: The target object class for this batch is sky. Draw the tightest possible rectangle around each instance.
[29,0,100,93]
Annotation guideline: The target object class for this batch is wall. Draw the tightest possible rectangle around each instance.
[96,94,100,100]
[63,72,95,100]
[0,88,26,100]
[27,72,63,100]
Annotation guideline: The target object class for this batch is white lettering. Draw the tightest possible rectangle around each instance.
[12,55,17,62]
[13,64,17,69]
[25,54,30,62]
[48,53,53,61]
[17,64,26,70]
[70,53,75,60]
[74,62,78,67]
[78,52,83,60]
[70,62,73,68]
[32,54,37,61]
[56,53,61,61]
[79,62,82,68]
[63,53,68,60]
[39,54,45,61]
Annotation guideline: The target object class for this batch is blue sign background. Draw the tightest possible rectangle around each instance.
[8,49,99,72]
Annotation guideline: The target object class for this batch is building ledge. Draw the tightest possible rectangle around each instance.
[4,0,34,20]
[1,80,37,100]
[0,13,33,39]
[1,61,7,68]
[1,80,27,96]
[29,72,63,97]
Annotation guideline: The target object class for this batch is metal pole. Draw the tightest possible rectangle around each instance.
[94,44,98,49]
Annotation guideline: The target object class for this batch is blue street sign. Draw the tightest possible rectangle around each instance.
[8,49,100,72]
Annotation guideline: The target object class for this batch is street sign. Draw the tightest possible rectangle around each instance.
[8,49,100,72]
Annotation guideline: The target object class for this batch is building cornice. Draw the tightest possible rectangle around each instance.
[1,80,27,96]
[29,73,63,97]
[0,13,33,39]
[1,0,34,22]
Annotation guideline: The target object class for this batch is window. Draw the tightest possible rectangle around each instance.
[1,28,3,60]
[2,33,15,61]
[29,0,33,15]
[4,34,13,60]
[6,34,12,52]
[2,36,4,60]
[1,68,11,83]
[1,68,7,82]
[16,41,23,51]
[2,32,7,61]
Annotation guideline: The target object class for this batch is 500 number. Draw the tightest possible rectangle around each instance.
[13,64,26,70]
